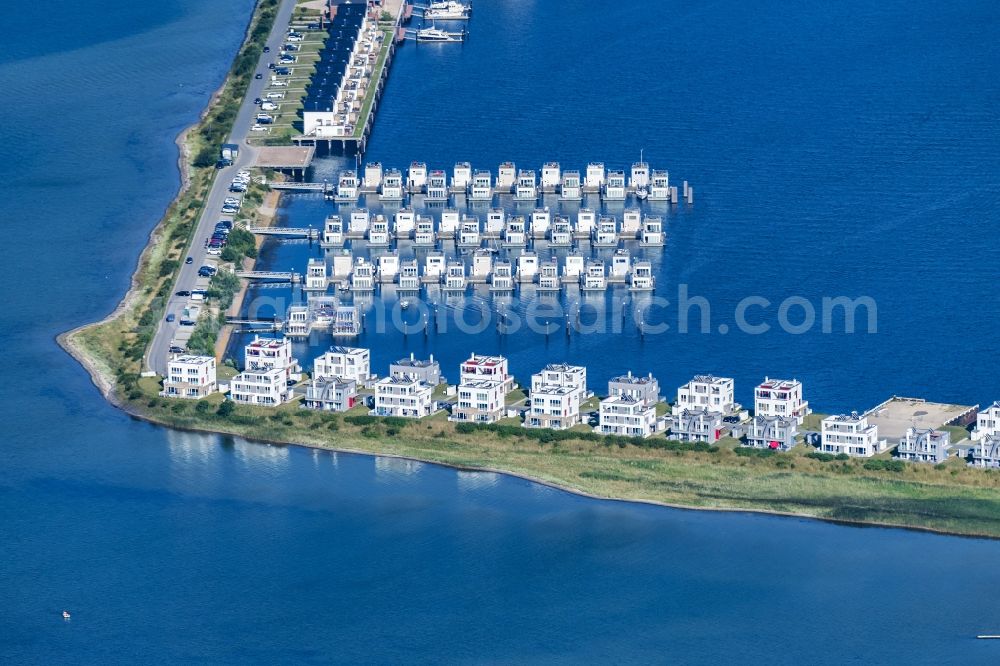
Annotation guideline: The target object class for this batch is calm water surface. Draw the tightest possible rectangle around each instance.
[2,0,1000,663]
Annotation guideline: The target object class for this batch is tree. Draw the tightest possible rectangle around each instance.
[216,401,235,418]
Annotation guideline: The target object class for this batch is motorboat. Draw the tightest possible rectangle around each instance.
[415,26,465,42]
[424,1,470,20]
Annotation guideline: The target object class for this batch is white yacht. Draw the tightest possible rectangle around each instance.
[424,1,471,20]
[415,26,465,42]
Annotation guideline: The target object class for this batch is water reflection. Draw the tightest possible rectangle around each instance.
[166,429,221,464]
[456,470,500,491]
[375,456,424,480]
[231,436,290,468]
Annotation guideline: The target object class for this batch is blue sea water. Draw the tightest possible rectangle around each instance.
[2,0,1000,663]
[240,0,1000,413]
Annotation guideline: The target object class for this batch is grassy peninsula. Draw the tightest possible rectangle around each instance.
[59,0,1000,540]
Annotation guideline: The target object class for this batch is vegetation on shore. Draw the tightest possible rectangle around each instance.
[126,382,1000,538]
[60,0,1000,540]
[63,0,279,398]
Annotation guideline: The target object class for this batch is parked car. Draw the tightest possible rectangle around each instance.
[198,266,216,277]
[253,97,262,105]
[169,346,185,354]
[179,319,196,327]
[176,290,191,297]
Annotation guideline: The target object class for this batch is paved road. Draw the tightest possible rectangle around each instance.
[148,0,299,376]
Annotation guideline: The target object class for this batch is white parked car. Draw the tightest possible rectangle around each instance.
[261,102,278,111]
[265,92,285,100]
[250,124,269,132]
[270,80,288,87]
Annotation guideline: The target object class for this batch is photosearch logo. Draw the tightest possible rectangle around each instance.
[237,285,878,338]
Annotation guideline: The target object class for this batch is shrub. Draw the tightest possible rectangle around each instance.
[863,459,906,473]
[216,401,235,417]
[735,447,778,458]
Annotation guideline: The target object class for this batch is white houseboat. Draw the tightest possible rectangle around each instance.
[336,171,360,202]
[515,170,538,200]
[502,216,527,247]
[380,168,404,200]
[604,170,627,200]
[470,170,493,201]
[322,215,345,247]
[530,207,551,239]
[394,208,416,239]
[593,216,618,247]
[426,170,448,201]
[496,162,516,193]
[541,162,561,193]
[560,170,582,200]
[407,161,427,193]
[585,162,605,191]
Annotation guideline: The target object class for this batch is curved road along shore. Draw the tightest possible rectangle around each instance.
[148,0,297,376]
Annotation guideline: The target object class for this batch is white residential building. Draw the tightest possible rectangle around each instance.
[676,375,736,414]
[244,336,298,379]
[531,363,587,403]
[820,413,886,457]
[598,394,656,438]
[746,415,798,450]
[672,408,724,443]
[459,354,513,394]
[230,368,291,407]
[972,402,1000,441]
[896,427,951,464]
[971,435,1000,468]
[754,377,810,424]
[525,385,580,430]
[390,354,441,386]
[161,355,217,399]
[303,377,358,412]
[372,375,434,418]
[314,346,371,383]
[597,371,659,438]
[450,380,506,424]
[608,371,660,406]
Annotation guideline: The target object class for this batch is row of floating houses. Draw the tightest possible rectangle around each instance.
[296,246,656,295]
[274,246,656,339]
[160,343,1000,467]
[319,161,693,204]
[315,206,666,247]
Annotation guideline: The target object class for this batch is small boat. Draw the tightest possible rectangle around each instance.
[401,299,411,310]
[635,186,649,200]
[62,611,71,620]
